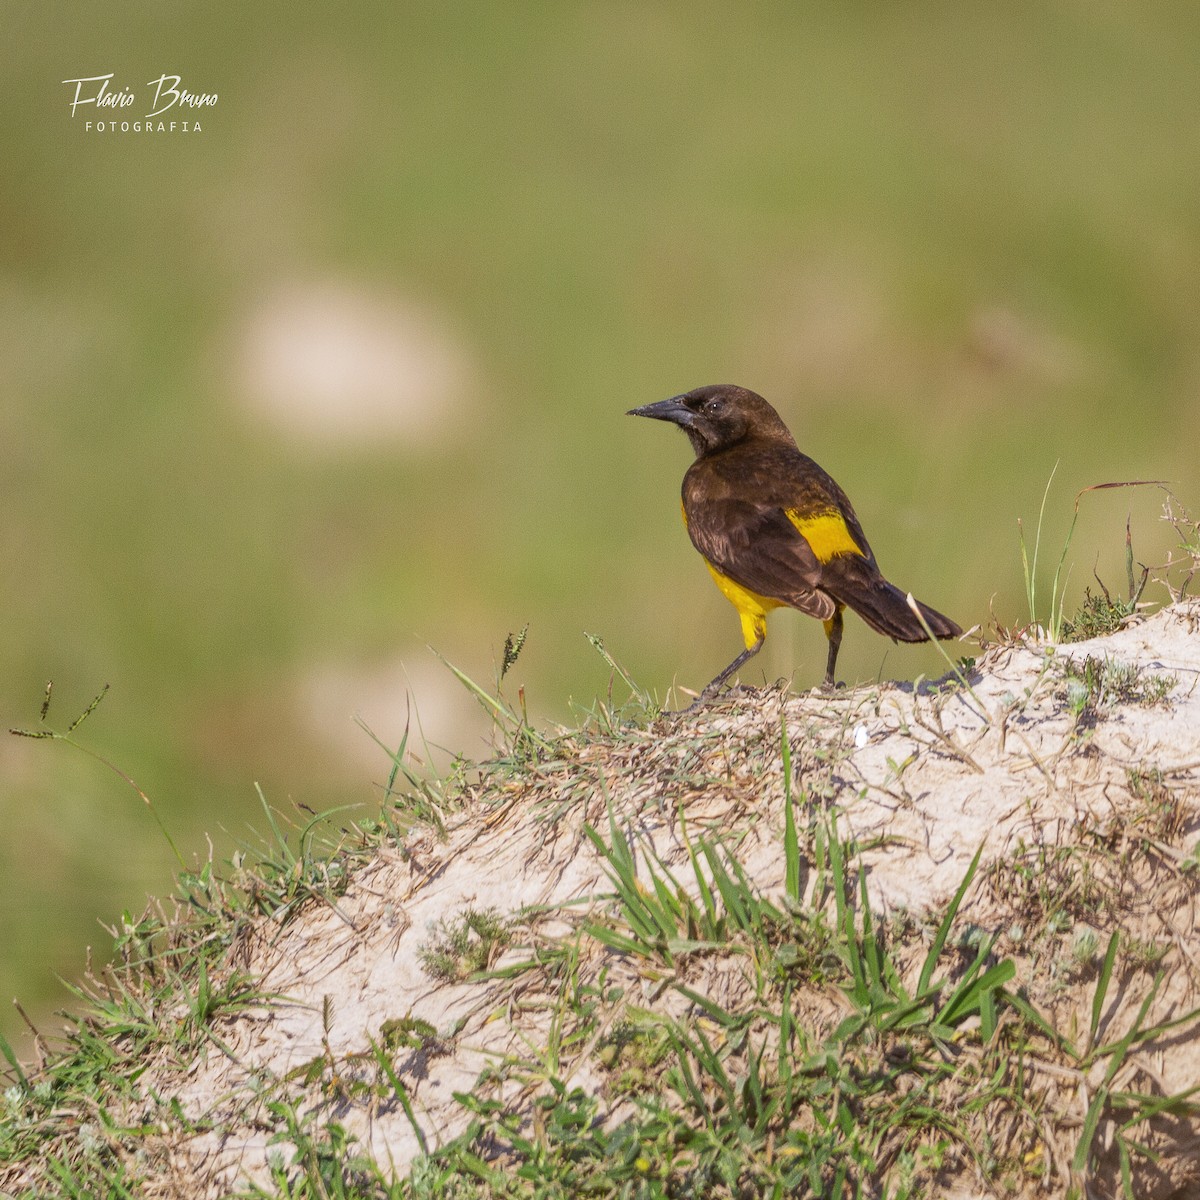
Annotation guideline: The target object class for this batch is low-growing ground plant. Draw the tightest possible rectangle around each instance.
[418,908,513,983]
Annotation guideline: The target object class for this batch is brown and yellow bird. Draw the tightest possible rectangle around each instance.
[628,384,961,699]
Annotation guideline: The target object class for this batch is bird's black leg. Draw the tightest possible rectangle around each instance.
[683,636,765,711]
[822,607,844,690]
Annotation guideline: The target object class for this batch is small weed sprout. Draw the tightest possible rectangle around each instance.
[1059,655,1176,719]
[418,907,513,982]
[1061,586,1135,641]
[1070,927,1100,971]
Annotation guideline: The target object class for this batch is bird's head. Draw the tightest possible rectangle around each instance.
[627,384,794,457]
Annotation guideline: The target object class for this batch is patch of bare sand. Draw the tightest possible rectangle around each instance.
[144,601,1200,1197]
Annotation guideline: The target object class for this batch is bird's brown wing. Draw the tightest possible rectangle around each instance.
[762,447,878,569]
[683,495,837,622]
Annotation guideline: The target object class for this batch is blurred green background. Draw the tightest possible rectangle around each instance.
[3,2,1198,1049]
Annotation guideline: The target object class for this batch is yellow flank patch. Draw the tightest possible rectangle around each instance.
[786,508,864,563]
[705,562,782,649]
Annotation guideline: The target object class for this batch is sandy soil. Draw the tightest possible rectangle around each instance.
[132,601,1200,1197]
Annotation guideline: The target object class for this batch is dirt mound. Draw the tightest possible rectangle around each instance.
[6,603,1199,1198]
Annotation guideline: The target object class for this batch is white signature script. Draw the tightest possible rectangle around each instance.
[62,74,218,119]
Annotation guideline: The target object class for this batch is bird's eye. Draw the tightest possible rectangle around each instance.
[704,398,726,416]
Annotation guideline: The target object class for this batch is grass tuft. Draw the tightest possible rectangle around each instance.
[417,908,513,983]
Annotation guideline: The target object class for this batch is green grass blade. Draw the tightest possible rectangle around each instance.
[1119,1137,1134,1199]
[583,818,673,945]
[1048,506,1080,642]
[779,982,796,1088]
[701,842,751,932]
[1108,1000,1200,1051]
[0,1027,28,1089]
[354,712,411,793]
[858,869,885,998]
[828,813,847,930]
[827,824,869,1005]
[917,841,984,997]
[1019,516,1034,626]
[782,715,801,902]
[877,989,943,1034]
[679,811,719,927]
[1072,1084,1108,1176]
[937,958,1015,1030]
[583,923,652,958]
[584,631,648,703]
[431,647,517,724]
[1089,931,1120,1051]
[1095,975,1161,1081]
[603,794,633,873]
[998,987,1077,1056]
[980,983,998,1042]
[647,871,685,930]
[368,1036,428,1155]
[1029,460,1059,627]
[254,784,297,870]
[690,1020,735,1098]
[674,984,748,1032]
[1116,1082,1200,1130]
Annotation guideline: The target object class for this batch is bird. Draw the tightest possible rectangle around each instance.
[627,384,962,701]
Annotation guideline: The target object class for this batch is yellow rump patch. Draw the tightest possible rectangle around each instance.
[704,562,782,650]
[786,508,864,563]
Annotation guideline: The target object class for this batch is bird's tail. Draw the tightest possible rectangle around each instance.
[829,562,961,643]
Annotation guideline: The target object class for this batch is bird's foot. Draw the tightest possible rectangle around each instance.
[668,681,757,715]
[662,688,707,715]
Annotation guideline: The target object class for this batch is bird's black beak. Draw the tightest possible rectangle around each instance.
[626,394,695,428]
